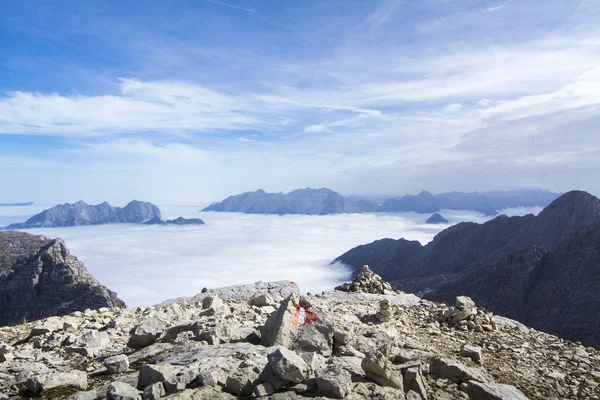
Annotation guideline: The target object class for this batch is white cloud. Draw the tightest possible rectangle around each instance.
[443,103,463,112]
[13,209,497,306]
[303,124,330,133]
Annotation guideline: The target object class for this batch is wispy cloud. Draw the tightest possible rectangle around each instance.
[206,0,255,13]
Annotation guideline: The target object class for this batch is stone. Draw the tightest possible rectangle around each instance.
[128,312,171,349]
[26,370,88,395]
[456,296,475,311]
[293,318,334,355]
[430,358,489,384]
[253,382,275,397]
[460,344,482,362]
[143,382,165,400]
[137,364,181,393]
[361,351,404,389]
[66,330,111,357]
[252,293,275,307]
[468,381,529,400]
[66,391,97,400]
[261,293,300,348]
[403,366,428,400]
[104,354,130,374]
[202,295,224,310]
[316,366,352,399]
[0,343,14,363]
[267,347,310,384]
[335,265,393,294]
[107,382,141,400]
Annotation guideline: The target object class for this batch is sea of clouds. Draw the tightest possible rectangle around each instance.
[0,205,542,306]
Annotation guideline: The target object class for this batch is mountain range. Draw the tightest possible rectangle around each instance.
[2,200,204,229]
[204,188,560,216]
[334,190,600,346]
[0,202,34,206]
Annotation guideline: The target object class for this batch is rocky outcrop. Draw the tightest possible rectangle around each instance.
[1,281,598,399]
[335,190,600,346]
[203,188,376,215]
[425,213,448,224]
[0,232,124,326]
[334,265,392,294]
[3,200,162,229]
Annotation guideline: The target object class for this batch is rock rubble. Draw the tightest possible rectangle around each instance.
[334,265,392,294]
[0,280,599,399]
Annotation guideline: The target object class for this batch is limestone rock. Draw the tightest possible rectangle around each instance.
[468,381,529,400]
[316,366,352,399]
[66,330,110,357]
[261,293,300,348]
[107,382,141,400]
[361,351,404,389]
[104,354,130,374]
[267,347,310,384]
[26,370,88,395]
[335,265,393,294]
[430,357,489,384]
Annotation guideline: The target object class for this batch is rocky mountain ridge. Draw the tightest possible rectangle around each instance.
[335,190,600,346]
[0,232,125,327]
[1,277,599,400]
[2,201,204,229]
[204,188,560,216]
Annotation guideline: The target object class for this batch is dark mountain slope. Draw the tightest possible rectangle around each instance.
[0,232,124,325]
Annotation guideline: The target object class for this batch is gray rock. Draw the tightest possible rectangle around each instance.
[361,351,403,390]
[104,354,130,374]
[253,382,275,397]
[26,370,88,395]
[252,293,275,307]
[0,232,124,326]
[456,296,475,310]
[137,364,181,393]
[107,382,141,400]
[316,366,352,399]
[267,347,310,384]
[66,330,110,357]
[430,357,489,384]
[293,318,334,356]
[143,382,165,400]
[460,344,482,362]
[261,293,300,348]
[468,381,528,400]
[66,391,97,400]
[129,312,171,349]
[403,366,428,400]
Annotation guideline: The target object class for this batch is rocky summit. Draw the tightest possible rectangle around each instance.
[1,279,599,399]
[0,232,125,326]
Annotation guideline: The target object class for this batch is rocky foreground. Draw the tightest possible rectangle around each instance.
[1,274,599,399]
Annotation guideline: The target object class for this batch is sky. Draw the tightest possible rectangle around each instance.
[1,0,599,205]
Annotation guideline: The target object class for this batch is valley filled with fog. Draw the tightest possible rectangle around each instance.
[0,205,541,306]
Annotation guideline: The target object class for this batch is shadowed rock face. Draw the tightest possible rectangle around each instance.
[0,232,124,326]
[425,213,448,224]
[3,200,161,229]
[335,190,600,346]
[203,188,376,215]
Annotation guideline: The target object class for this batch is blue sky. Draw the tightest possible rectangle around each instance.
[1,0,599,205]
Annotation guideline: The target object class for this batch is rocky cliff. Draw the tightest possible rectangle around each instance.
[203,188,376,215]
[0,278,599,399]
[0,232,124,326]
[335,190,600,346]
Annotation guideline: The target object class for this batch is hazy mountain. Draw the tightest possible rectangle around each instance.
[144,216,205,225]
[203,188,376,215]
[206,188,559,215]
[334,190,600,345]
[0,231,124,325]
[2,200,161,229]
[0,202,33,206]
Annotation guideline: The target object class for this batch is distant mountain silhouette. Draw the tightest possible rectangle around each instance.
[334,190,600,346]
[205,188,560,215]
[425,213,448,224]
[2,201,204,229]
[203,188,376,215]
[0,202,33,206]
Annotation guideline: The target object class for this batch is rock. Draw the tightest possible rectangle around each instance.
[335,265,393,294]
[316,366,352,399]
[456,296,475,311]
[460,344,482,362]
[253,382,275,397]
[0,343,14,362]
[361,351,404,389]
[143,382,165,400]
[26,370,88,395]
[0,232,124,326]
[404,366,428,400]
[252,293,275,307]
[104,354,130,374]
[267,347,310,384]
[66,390,97,400]
[293,318,334,355]
[107,382,141,400]
[430,357,489,384]
[261,293,300,348]
[468,381,529,400]
[129,312,171,349]
[66,330,111,357]
[377,299,392,322]
[137,364,181,393]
